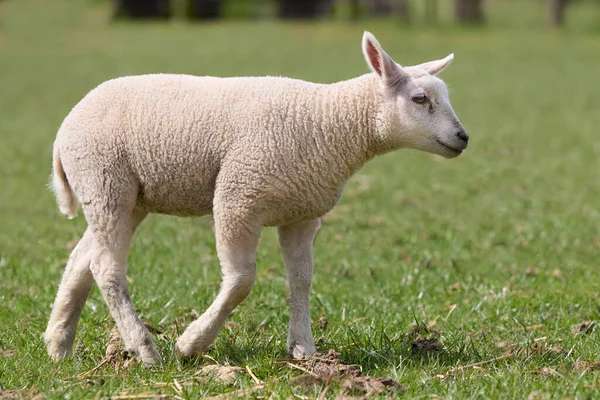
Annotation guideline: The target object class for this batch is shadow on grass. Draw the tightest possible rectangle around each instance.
[178,328,487,375]
[336,341,481,374]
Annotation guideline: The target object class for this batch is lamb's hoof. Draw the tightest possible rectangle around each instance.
[174,341,197,359]
[289,341,317,360]
[174,336,210,359]
[138,347,162,366]
[141,352,162,367]
[46,346,71,362]
[174,342,187,359]
[44,334,72,362]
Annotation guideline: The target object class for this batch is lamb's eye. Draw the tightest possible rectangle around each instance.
[412,94,427,104]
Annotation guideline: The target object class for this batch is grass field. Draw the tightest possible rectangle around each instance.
[2,0,600,398]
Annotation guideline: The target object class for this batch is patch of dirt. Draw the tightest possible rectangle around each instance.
[412,338,444,355]
[571,321,594,335]
[195,364,244,385]
[0,390,42,399]
[528,367,558,377]
[529,341,565,356]
[104,327,134,369]
[573,360,600,372]
[342,376,402,396]
[288,349,404,397]
[0,349,16,358]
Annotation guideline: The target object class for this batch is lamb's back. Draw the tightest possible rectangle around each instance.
[56,73,324,217]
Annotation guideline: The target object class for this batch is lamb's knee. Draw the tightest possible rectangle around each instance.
[90,247,126,278]
[224,269,256,304]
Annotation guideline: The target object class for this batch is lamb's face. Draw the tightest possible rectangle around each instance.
[391,68,468,158]
[362,31,468,158]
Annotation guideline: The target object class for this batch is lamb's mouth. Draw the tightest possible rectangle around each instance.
[435,139,463,155]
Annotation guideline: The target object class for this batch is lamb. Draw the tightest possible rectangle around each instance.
[44,31,469,365]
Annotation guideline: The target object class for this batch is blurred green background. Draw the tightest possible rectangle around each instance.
[2,0,600,398]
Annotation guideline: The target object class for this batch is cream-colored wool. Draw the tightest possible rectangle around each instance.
[44,32,468,364]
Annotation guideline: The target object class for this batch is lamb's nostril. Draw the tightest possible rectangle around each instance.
[457,129,469,143]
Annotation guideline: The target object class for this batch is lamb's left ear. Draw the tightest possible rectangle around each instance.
[362,31,408,88]
[413,54,454,76]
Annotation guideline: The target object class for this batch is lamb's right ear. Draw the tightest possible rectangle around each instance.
[362,31,407,88]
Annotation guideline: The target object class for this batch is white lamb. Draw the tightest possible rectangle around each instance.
[44,31,468,364]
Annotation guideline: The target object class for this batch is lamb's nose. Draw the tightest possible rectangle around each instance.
[457,129,469,143]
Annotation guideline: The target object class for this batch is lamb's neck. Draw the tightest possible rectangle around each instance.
[313,74,380,183]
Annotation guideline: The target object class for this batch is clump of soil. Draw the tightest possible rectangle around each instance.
[289,349,404,397]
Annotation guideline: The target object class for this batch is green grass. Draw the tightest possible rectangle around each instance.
[2,0,600,398]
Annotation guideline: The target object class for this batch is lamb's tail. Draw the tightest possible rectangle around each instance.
[51,146,79,219]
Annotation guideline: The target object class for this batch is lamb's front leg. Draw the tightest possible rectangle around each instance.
[175,215,260,358]
[278,219,321,359]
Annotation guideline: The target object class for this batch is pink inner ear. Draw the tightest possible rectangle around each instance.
[367,41,382,76]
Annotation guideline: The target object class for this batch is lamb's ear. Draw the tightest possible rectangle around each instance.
[362,31,407,88]
[414,54,454,76]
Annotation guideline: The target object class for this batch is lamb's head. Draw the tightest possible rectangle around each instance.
[362,31,468,158]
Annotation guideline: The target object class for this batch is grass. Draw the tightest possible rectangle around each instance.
[2,0,600,398]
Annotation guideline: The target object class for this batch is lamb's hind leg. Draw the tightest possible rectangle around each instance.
[175,215,260,357]
[88,207,161,365]
[44,228,95,361]
[278,219,321,359]
[45,210,149,361]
